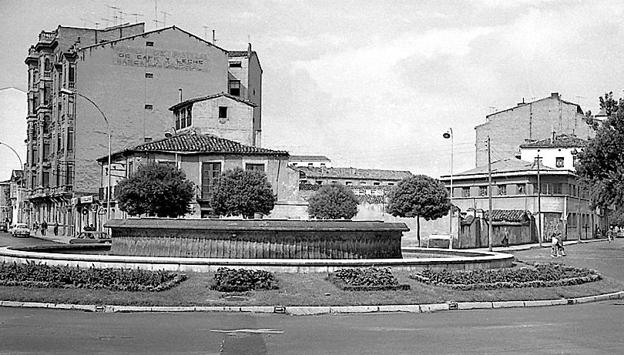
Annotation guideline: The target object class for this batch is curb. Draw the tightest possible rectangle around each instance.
[2,290,622,315]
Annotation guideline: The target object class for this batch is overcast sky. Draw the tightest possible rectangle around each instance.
[1,0,623,180]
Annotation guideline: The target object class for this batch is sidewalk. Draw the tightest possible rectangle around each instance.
[473,238,607,253]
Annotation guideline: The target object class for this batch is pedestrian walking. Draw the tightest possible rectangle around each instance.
[607,225,615,243]
[41,220,48,236]
[53,222,58,236]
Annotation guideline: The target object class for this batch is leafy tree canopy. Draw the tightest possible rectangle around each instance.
[576,92,624,209]
[116,162,195,217]
[387,175,451,245]
[307,183,359,219]
[210,168,275,218]
[387,175,450,220]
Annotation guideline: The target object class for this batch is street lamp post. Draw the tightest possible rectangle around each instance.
[60,88,112,222]
[443,129,454,247]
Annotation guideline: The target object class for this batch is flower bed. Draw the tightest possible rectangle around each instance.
[0,261,186,292]
[210,267,279,292]
[410,263,601,290]
[328,267,410,291]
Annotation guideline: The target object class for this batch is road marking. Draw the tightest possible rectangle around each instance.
[210,328,284,335]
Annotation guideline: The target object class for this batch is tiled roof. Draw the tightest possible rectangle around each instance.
[520,134,588,149]
[484,93,583,119]
[484,209,531,222]
[101,134,288,161]
[169,92,255,111]
[289,155,331,162]
[452,158,557,176]
[296,166,412,181]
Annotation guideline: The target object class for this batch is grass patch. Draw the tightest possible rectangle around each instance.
[0,266,621,307]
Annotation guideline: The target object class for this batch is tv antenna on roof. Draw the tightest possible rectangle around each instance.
[128,12,144,23]
[161,11,171,27]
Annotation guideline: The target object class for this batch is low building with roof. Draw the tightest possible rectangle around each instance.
[440,157,599,242]
[295,166,412,204]
[95,132,299,228]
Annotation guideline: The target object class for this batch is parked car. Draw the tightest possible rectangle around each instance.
[10,223,31,238]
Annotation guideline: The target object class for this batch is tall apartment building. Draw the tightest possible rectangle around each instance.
[24,23,262,235]
[474,93,593,167]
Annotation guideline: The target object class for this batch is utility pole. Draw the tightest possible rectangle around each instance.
[536,154,542,247]
[487,136,493,251]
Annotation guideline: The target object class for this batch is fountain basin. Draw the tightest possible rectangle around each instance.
[104,219,408,259]
[0,245,514,273]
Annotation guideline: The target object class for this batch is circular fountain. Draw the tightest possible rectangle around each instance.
[0,219,514,273]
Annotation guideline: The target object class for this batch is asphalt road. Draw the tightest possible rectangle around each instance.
[0,231,58,248]
[1,301,623,354]
[0,234,623,354]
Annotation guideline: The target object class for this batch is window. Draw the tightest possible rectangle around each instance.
[388,183,394,186]
[175,110,180,130]
[360,181,367,185]
[66,129,74,151]
[331,181,338,184]
[498,185,507,195]
[43,142,50,161]
[517,184,525,194]
[145,72,153,78]
[462,187,470,197]
[128,161,133,176]
[201,162,222,200]
[320,163,326,167]
[307,163,313,166]
[218,106,228,119]
[556,157,564,168]
[43,116,50,134]
[44,58,51,72]
[479,186,488,196]
[228,80,241,96]
[42,171,50,187]
[245,163,265,172]
[373,182,380,186]
[56,165,61,186]
[31,174,37,189]
[66,164,74,185]
[179,109,187,128]
[57,134,61,152]
[146,41,154,47]
[345,181,352,186]
[316,181,323,185]
[68,65,75,82]
[229,61,242,68]
[144,104,153,110]
[186,107,192,127]
[553,183,562,194]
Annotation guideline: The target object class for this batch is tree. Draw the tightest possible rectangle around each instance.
[210,168,275,218]
[307,184,359,219]
[576,92,624,213]
[387,175,451,246]
[115,162,195,217]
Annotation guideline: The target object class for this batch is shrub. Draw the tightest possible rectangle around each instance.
[116,162,195,217]
[211,168,276,218]
[210,267,279,292]
[328,267,410,291]
[410,263,601,290]
[308,184,359,219]
[0,261,186,292]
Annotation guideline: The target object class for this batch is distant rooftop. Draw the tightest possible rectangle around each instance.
[445,157,559,178]
[520,134,588,149]
[169,92,256,111]
[289,155,331,162]
[296,166,411,181]
[485,92,583,119]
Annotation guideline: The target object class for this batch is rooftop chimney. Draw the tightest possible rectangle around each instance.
[551,92,559,99]
[178,88,183,103]
[248,42,252,57]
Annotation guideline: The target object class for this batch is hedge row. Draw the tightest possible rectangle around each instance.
[328,267,410,291]
[410,263,601,290]
[210,267,279,292]
[0,261,187,292]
